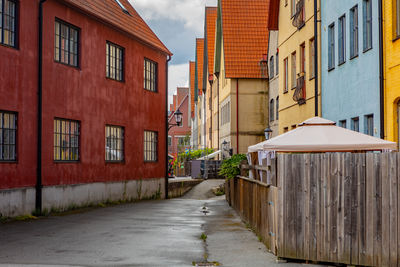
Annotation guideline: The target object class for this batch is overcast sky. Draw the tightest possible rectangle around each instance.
[129,0,218,107]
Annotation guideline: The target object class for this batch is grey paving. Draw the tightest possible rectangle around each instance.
[0,180,322,267]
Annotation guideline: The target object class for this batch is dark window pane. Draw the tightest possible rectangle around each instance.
[0,111,17,161]
[54,20,79,67]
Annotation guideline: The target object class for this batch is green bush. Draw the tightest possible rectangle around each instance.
[219,154,248,179]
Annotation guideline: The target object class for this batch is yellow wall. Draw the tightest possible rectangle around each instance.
[383,0,400,144]
[278,0,321,133]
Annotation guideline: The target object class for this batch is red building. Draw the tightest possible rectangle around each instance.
[0,0,171,216]
[168,87,191,159]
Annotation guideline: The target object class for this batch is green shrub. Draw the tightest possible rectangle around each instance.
[219,154,248,179]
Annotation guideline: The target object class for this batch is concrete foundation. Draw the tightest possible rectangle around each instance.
[0,178,165,217]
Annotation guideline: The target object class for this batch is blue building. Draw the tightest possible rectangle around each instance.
[321,0,381,137]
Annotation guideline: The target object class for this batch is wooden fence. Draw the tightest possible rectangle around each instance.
[226,152,400,266]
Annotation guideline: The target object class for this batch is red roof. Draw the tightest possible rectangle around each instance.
[61,0,172,55]
[205,7,218,76]
[196,38,204,95]
[221,0,270,78]
[189,61,196,118]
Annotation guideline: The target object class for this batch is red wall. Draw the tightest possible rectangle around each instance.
[0,1,167,189]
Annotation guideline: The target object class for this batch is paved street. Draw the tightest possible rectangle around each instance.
[0,180,319,267]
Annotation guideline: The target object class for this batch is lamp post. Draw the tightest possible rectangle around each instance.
[168,108,183,131]
[264,127,273,140]
[222,140,228,160]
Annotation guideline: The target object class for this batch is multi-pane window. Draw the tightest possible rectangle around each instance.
[365,114,374,136]
[144,58,157,92]
[309,38,315,78]
[363,0,372,50]
[270,99,274,122]
[276,52,279,75]
[168,136,172,146]
[276,97,279,120]
[0,0,17,47]
[105,125,124,162]
[270,56,274,78]
[350,5,359,58]
[338,15,346,64]
[284,57,288,92]
[221,101,230,126]
[339,120,347,128]
[291,51,296,89]
[351,117,359,132]
[54,118,80,161]
[300,43,305,74]
[397,0,400,38]
[54,20,79,67]
[328,23,335,70]
[0,111,16,161]
[106,42,124,81]
[144,130,158,162]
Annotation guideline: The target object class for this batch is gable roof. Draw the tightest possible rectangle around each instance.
[203,7,218,89]
[61,0,172,56]
[189,61,196,118]
[195,38,204,100]
[219,0,271,78]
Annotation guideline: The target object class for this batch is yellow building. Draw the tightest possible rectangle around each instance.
[383,0,400,145]
[278,0,321,133]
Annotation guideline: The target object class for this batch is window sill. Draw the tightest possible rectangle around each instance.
[393,35,400,42]
[144,160,158,163]
[363,47,372,53]
[350,54,358,60]
[309,76,315,81]
[283,90,288,94]
[54,160,80,163]
[0,160,18,164]
[291,86,296,90]
[338,60,346,66]
[54,60,81,70]
[144,88,158,93]
[106,160,125,164]
[106,77,125,83]
[0,43,18,50]
[328,66,335,72]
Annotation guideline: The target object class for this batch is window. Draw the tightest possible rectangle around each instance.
[270,56,274,78]
[339,119,347,128]
[351,117,359,132]
[291,51,296,89]
[396,0,400,38]
[114,0,130,14]
[144,58,157,92]
[284,127,289,133]
[328,23,335,70]
[284,57,288,92]
[291,125,297,130]
[0,111,17,161]
[363,0,373,50]
[144,130,158,162]
[168,136,172,146]
[270,99,274,122]
[0,0,17,47]
[221,101,230,126]
[300,43,305,74]
[338,15,346,65]
[365,114,374,136]
[350,5,359,58]
[309,38,315,78]
[291,0,296,16]
[106,42,124,81]
[276,97,279,120]
[105,125,124,162]
[54,118,80,161]
[276,52,279,75]
[54,20,79,67]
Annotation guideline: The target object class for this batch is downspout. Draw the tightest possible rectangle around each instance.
[165,55,171,199]
[216,73,220,152]
[314,0,319,116]
[36,0,47,213]
[378,0,385,139]
[236,79,239,154]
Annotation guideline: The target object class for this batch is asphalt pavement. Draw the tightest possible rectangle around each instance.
[0,179,322,267]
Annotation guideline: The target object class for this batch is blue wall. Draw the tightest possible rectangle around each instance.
[321,0,381,137]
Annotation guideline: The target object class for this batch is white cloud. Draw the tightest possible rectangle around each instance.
[168,63,189,106]
[130,0,217,35]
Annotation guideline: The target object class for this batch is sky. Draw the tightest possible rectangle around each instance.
[129,0,218,107]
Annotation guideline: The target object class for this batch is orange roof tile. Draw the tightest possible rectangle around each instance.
[189,61,196,118]
[205,7,218,76]
[196,38,204,95]
[221,0,270,78]
[61,0,172,55]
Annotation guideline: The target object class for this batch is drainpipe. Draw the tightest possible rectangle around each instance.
[314,0,319,117]
[378,0,384,139]
[36,0,47,213]
[165,55,171,199]
[236,79,239,154]
[216,73,220,152]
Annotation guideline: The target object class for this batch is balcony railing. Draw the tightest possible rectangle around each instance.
[292,73,306,105]
[292,0,305,29]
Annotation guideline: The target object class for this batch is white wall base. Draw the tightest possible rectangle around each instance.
[0,178,165,217]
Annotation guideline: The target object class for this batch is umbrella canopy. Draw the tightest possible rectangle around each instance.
[248,117,397,152]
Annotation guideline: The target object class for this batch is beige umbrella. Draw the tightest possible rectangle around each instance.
[251,117,397,152]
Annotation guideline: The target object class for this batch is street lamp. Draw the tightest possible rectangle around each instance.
[264,127,272,140]
[168,108,183,131]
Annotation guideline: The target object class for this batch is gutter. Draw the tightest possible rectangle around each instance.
[236,79,239,154]
[378,0,385,139]
[36,0,47,213]
[314,0,319,116]
[165,55,171,199]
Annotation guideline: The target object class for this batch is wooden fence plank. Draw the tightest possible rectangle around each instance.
[357,153,367,266]
[288,154,297,259]
[309,154,318,261]
[351,153,359,265]
[381,153,390,267]
[329,153,338,263]
[296,155,305,260]
[365,153,374,266]
[343,153,352,265]
[304,154,311,261]
[277,153,284,256]
[373,153,382,267]
[389,153,398,267]
[337,153,345,264]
